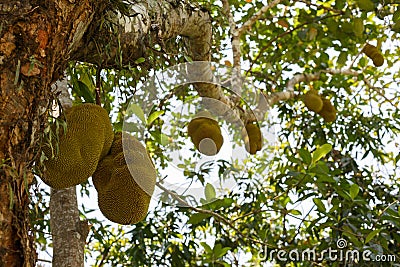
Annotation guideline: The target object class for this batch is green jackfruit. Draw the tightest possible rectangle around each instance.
[187,117,223,156]
[303,90,323,112]
[92,132,156,225]
[318,98,337,123]
[42,103,113,189]
[356,0,375,11]
[353,18,364,37]
[362,43,384,67]
[244,123,262,155]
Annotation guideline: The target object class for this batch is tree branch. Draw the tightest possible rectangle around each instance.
[237,0,283,36]
[253,68,362,121]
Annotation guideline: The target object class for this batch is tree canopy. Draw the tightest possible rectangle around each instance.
[16,0,400,266]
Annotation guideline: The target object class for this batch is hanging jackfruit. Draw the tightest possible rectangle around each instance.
[187,114,223,156]
[303,90,323,112]
[353,18,364,37]
[92,132,156,225]
[362,43,384,67]
[42,103,113,189]
[244,123,262,155]
[318,98,337,123]
[356,0,375,11]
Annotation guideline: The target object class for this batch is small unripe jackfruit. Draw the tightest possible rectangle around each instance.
[353,18,364,37]
[318,98,337,123]
[244,123,262,154]
[187,116,223,156]
[42,104,113,189]
[362,43,384,67]
[356,0,375,11]
[303,90,323,112]
[92,132,156,225]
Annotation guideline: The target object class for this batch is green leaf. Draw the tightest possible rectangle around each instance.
[147,110,164,126]
[127,104,146,123]
[160,133,170,146]
[298,148,312,165]
[288,209,302,216]
[337,52,347,66]
[187,213,211,225]
[313,198,325,213]
[213,244,231,258]
[393,9,400,22]
[365,229,381,244]
[349,184,359,199]
[134,57,146,64]
[201,242,212,254]
[392,20,400,32]
[77,81,95,103]
[205,183,216,201]
[312,144,332,164]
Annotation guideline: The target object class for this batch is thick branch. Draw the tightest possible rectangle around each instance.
[73,0,212,65]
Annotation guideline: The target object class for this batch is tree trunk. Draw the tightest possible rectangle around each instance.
[48,78,88,267]
[0,0,213,265]
[50,188,87,267]
[0,56,43,267]
[0,1,106,265]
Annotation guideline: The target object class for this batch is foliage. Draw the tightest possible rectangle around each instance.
[34,0,400,266]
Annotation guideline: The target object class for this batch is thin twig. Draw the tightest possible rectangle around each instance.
[156,181,278,248]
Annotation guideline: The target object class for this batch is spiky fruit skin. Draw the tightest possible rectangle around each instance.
[318,98,337,123]
[42,103,113,189]
[303,90,323,112]
[244,123,262,155]
[362,43,384,67]
[92,132,156,225]
[187,117,223,156]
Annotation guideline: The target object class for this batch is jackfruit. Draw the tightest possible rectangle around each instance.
[362,43,384,67]
[244,123,262,154]
[42,103,113,189]
[356,0,375,11]
[353,18,364,37]
[92,132,156,225]
[318,98,337,123]
[303,90,323,112]
[187,116,223,156]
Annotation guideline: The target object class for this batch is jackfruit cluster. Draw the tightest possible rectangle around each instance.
[92,132,156,225]
[362,43,384,67]
[303,90,336,123]
[42,103,113,189]
[244,123,262,155]
[187,113,223,156]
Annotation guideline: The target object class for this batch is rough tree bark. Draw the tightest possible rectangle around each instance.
[0,1,109,265]
[0,0,213,265]
[50,188,87,267]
